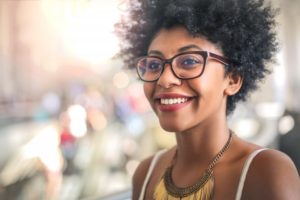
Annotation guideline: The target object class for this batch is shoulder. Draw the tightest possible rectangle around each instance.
[132,155,154,200]
[242,149,300,200]
[132,149,171,200]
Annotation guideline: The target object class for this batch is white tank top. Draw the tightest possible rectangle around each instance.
[138,148,267,200]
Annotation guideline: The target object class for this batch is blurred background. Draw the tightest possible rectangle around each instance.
[0,0,299,199]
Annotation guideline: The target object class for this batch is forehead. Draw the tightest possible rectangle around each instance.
[148,26,222,55]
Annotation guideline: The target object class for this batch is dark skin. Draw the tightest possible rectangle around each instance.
[133,140,300,200]
[132,26,300,200]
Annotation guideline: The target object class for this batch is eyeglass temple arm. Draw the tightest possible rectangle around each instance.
[208,52,239,67]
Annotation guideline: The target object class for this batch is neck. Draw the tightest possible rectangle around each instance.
[174,113,230,166]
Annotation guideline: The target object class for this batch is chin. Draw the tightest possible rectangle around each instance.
[159,122,185,133]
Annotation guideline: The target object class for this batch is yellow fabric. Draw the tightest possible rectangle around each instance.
[153,176,214,200]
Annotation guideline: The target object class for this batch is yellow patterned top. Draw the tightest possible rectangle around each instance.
[153,175,214,200]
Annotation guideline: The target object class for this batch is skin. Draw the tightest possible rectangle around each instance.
[132,26,300,200]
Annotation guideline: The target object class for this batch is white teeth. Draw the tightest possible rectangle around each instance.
[160,98,188,105]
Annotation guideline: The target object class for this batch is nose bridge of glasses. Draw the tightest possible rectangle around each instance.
[161,58,178,76]
[162,58,173,67]
[157,58,181,82]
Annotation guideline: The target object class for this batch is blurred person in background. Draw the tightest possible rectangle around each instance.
[59,111,78,175]
[116,0,300,199]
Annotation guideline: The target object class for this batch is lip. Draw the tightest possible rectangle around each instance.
[154,93,195,112]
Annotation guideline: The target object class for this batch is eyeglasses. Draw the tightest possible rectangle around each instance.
[135,51,231,82]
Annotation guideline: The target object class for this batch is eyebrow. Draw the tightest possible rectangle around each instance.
[147,50,164,57]
[178,44,203,52]
[147,44,204,57]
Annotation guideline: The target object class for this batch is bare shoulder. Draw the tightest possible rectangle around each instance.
[132,155,154,200]
[131,148,175,200]
[243,149,300,200]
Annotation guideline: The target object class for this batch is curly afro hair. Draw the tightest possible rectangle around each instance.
[115,0,279,114]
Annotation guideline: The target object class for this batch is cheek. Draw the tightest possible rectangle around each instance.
[196,66,227,90]
[188,73,227,102]
[143,83,155,103]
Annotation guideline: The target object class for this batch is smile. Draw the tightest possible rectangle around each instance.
[155,94,194,112]
[160,98,188,105]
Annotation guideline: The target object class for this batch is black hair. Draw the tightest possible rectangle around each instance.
[115,0,279,114]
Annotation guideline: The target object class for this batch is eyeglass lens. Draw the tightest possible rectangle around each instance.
[137,53,205,81]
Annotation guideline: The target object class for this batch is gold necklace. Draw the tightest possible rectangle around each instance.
[154,130,233,200]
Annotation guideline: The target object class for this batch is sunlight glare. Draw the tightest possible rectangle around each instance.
[41,0,121,64]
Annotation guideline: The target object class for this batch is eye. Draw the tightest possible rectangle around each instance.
[177,54,204,69]
[146,59,162,72]
[182,58,199,66]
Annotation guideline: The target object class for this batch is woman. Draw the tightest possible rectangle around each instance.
[116,0,300,199]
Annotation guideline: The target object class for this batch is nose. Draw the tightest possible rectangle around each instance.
[157,63,181,88]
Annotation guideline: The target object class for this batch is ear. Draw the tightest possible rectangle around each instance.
[224,73,243,96]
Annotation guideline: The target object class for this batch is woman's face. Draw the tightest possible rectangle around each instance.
[144,26,231,133]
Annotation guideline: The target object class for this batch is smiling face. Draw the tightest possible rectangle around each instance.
[144,26,233,133]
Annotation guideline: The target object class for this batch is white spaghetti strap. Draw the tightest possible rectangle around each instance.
[235,148,268,200]
[138,149,167,200]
